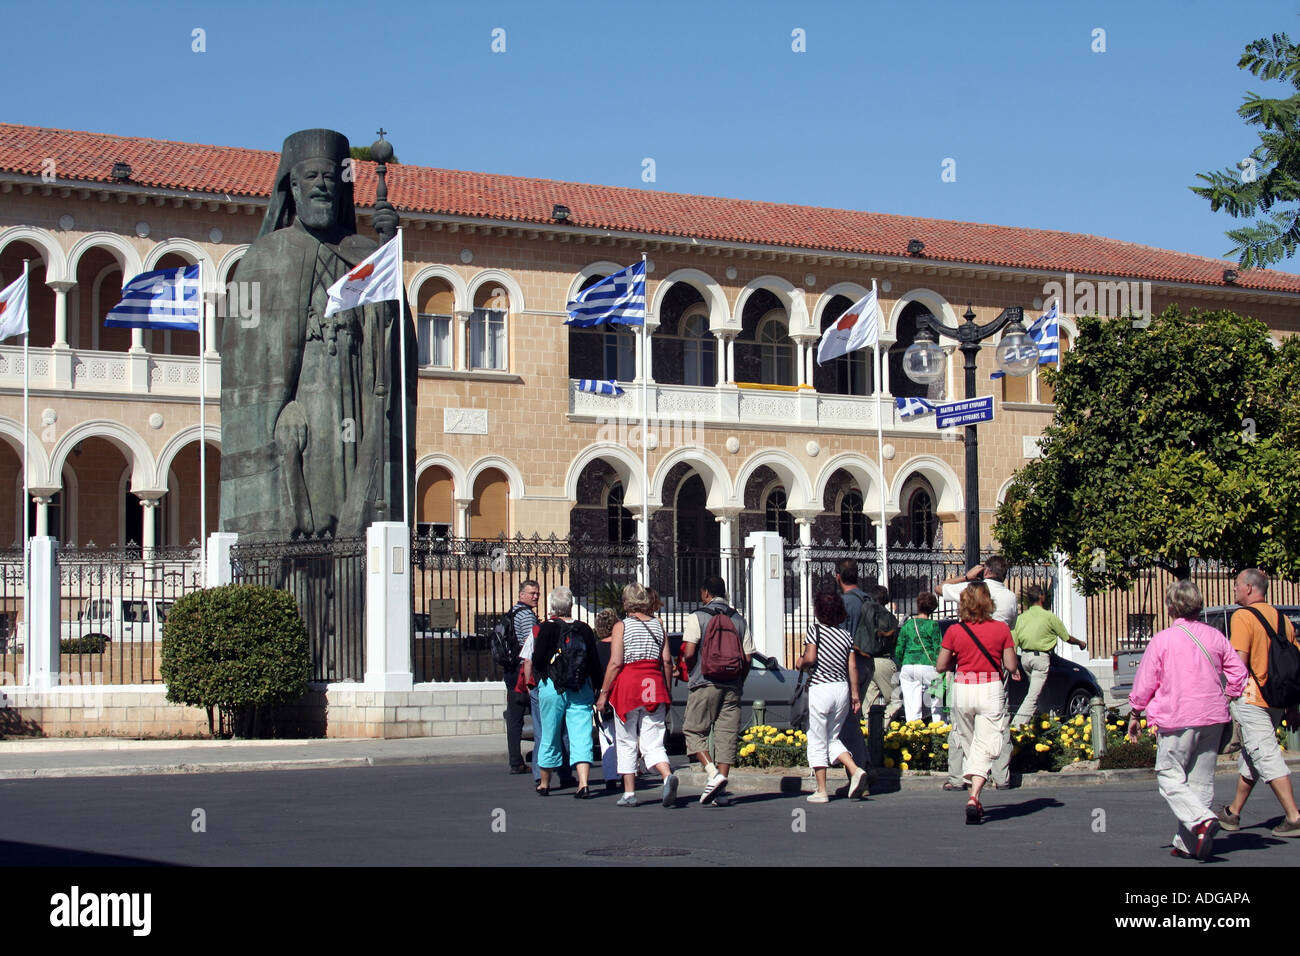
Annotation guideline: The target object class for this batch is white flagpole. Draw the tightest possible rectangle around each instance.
[198,263,206,571]
[872,279,888,588]
[639,253,649,585]
[398,229,410,528]
[21,260,30,682]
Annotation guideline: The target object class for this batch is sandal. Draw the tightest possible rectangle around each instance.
[942,782,966,791]
[535,785,549,796]
[965,799,984,825]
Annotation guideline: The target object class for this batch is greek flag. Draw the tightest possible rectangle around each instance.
[577,379,625,396]
[1029,302,1059,364]
[565,261,646,327]
[105,265,201,330]
[896,396,936,419]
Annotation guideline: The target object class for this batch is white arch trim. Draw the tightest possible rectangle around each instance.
[50,419,157,491]
[153,424,222,489]
[812,282,873,331]
[565,261,626,307]
[66,231,144,282]
[416,453,470,501]
[408,264,470,315]
[143,239,218,292]
[467,268,526,314]
[995,475,1019,508]
[649,267,731,333]
[0,225,68,283]
[651,446,733,511]
[733,274,813,337]
[467,455,526,499]
[813,452,888,514]
[217,244,250,287]
[885,287,960,335]
[564,443,647,508]
[734,448,815,511]
[0,417,53,487]
[889,454,963,515]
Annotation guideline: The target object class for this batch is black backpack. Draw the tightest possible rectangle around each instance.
[1243,606,1300,708]
[491,605,525,669]
[547,621,588,692]
[850,590,899,658]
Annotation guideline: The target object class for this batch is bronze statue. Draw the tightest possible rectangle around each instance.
[220,128,415,542]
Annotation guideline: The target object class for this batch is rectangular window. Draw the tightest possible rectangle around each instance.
[603,330,635,381]
[470,308,506,370]
[417,314,452,368]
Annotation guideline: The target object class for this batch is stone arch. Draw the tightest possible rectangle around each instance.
[885,287,959,335]
[409,264,469,315]
[651,446,732,511]
[0,225,67,283]
[143,239,218,291]
[0,416,53,487]
[153,424,222,489]
[734,274,812,336]
[467,268,525,314]
[888,454,962,515]
[650,268,730,332]
[565,443,646,508]
[67,231,144,283]
[734,448,814,511]
[565,260,627,307]
[813,282,873,331]
[217,244,250,287]
[813,452,888,514]
[50,419,156,491]
[467,455,525,499]
[416,453,469,501]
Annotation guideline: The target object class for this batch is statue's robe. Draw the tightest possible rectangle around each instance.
[219,220,415,542]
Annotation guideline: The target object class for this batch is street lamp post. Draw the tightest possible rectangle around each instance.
[902,305,1037,570]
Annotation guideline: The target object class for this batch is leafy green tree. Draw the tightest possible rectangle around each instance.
[994,307,1300,593]
[1191,33,1300,268]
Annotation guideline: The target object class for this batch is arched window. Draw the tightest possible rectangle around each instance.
[840,490,868,546]
[889,302,945,400]
[765,487,796,544]
[815,295,871,395]
[758,312,795,386]
[909,489,935,548]
[470,285,509,371]
[607,483,636,543]
[417,281,454,369]
[682,309,716,387]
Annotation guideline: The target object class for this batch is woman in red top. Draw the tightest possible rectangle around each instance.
[936,582,1022,824]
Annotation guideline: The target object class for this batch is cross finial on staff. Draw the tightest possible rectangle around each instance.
[376,127,387,140]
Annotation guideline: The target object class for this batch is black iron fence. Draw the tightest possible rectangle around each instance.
[57,543,204,685]
[411,533,645,683]
[0,549,23,682]
[230,534,367,683]
[1086,559,1300,659]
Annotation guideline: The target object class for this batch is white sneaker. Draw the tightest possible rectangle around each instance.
[700,771,727,804]
[806,791,829,804]
[848,768,869,799]
[617,793,637,807]
[662,773,679,807]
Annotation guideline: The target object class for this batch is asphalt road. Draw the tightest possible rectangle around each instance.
[2,763,1298,868]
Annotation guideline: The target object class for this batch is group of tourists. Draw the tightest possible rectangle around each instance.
[497,558,1300,855]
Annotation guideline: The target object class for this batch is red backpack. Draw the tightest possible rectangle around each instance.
[698,605,745,682]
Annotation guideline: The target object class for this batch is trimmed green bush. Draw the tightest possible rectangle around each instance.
[61,635,107,654]
[1098,738,1157,770]
[161,584,311,738]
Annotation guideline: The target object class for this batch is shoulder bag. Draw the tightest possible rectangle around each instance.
[1175,623,1235,754]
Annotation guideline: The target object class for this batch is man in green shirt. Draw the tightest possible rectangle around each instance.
[1010,585,1087,726]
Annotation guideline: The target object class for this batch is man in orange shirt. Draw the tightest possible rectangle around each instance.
[1217,569,1300,837]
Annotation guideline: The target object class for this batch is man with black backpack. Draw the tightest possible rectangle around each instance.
[499,580,541,775]
[681,575,753,805]
[1216,569,1300,837]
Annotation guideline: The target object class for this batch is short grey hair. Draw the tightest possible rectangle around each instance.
[548,586,574,617]
[1166,579,1204,621]
[1240,568,1270,597]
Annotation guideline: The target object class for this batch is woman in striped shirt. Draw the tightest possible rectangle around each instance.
[796,589,869,803]
[595,583,678,808]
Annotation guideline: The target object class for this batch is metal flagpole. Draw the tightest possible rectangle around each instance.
[21,260,30,684]
[872,278,888,588]
[398,228,410,528]
[640,253,649,585]
[198,263,206,572]
[1055,297,1062,371]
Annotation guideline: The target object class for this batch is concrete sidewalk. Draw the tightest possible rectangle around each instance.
[3,733,1296,790]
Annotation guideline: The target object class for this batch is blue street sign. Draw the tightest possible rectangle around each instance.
[935,395,995,428]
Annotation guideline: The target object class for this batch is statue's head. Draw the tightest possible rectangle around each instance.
[259,129,357,239]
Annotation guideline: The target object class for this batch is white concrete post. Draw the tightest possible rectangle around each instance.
[27,536,60,690]
[745,530,785,661]
[1055,553,1089,664]
[206,532,238,588]
[364,521,414,691]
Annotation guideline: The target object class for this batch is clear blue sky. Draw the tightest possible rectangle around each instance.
[4,0,1298,271]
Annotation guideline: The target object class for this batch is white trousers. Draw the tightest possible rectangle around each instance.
[1011,651,1052,727]
[615,705,668,775]
[1155,726,1219,854]
[953,680,1008,783]
[900,663,941,724]
[807,682,850,768]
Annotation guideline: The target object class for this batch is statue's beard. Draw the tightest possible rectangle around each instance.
[297,197,338,230]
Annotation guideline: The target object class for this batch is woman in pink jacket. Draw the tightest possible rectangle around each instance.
[1128,579,1247,860]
